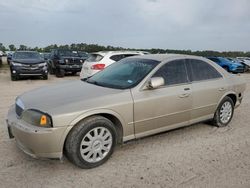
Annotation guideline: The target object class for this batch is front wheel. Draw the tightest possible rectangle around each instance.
[212,96,234,127]
[65,116,117,169]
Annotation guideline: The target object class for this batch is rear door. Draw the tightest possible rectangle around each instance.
[185,59,226,122]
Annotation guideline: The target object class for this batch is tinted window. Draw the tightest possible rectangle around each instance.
[186,59,222,81]
[110,55,123,61]
[13,52,41,59]
[153,59,189,85]
[86,58,159,89]
[110,54,139,61]
[86,54,103,62]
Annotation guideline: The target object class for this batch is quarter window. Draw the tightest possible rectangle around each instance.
[153,59,189,85]
[186,59,222,81]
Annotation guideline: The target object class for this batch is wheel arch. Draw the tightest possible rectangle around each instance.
[216,91,237,110]
[60,110,125,155]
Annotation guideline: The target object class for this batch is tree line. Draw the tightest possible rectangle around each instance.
[0,42,249,58]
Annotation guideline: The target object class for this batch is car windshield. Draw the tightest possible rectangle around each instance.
[78,51,88,58]
[86,54,103,62]
[84,58,159,89]
[59,50,79,57]
[14,52,41,59]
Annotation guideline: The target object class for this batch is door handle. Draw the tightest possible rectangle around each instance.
[179,93,190,98]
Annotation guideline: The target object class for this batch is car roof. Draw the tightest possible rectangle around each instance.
[15,51,38,53]
[129,53,205,62]
[92,51,144,56]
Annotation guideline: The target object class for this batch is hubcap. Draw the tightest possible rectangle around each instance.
[80,127,112,163]
[219,101,232,124]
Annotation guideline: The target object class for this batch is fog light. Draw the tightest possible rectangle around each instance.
[12,70,16,74]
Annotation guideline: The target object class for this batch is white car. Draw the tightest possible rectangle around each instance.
[80,51,145,79]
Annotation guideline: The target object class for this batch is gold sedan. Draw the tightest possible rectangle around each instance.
[6,54,246,168]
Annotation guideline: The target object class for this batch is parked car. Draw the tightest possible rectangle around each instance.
[7,52,14,65]
[80,51,144,79]
[48,49,85,77]
[236,57,250,70]
[207,57,245,73]
[77,51,89,61]
[6,54,246,168]
[227,57,249,72]
[41,52,51,61]
[9,51,48,81]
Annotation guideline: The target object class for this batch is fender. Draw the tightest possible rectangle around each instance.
[58,108,127,154]
[215,91,237,110]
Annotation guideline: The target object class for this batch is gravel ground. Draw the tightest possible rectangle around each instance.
[0,70,250,188]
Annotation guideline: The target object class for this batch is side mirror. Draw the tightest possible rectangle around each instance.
[147,77,165,89]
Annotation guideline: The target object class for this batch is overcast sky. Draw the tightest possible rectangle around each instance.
[0,0,249,51]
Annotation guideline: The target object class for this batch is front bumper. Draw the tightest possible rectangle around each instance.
[6,105,67,159]
[11,66,48,76]
[58,64,82,72]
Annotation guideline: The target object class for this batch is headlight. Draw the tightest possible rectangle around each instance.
[11,62,22,66]
[80,59,83,63]
[38,62,47,67]
[21,109,53,128]
[65,59,69,63]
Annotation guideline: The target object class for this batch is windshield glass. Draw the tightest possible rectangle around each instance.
[78,51,88,58]
[85,58,159,89]
[58,50,79,57]
[86,54,103,62]
[13,52,41,59]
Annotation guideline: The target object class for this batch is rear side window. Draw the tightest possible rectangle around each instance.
[153,59,189,86]
[86,54,103,62]
[186,59,222,81]
[110,55,123,61]
[110,54,138,62]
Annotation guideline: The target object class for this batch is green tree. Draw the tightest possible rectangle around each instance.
[9,44,16,51]
[0,43,6,51]
[19,45,28,50]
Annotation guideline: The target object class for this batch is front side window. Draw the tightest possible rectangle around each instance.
[153,59,189,86]
[186,59,222,81]
[85,58,159,89]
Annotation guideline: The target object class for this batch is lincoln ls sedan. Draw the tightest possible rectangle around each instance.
[6,54,246,168]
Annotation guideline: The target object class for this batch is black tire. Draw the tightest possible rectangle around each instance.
[65,116,117,169]
[212,96,234,127]
[55,68,65,77]
[11,74,18,81]
[71,71,77,76]
[49,66,55,74]
[42,74,48,80]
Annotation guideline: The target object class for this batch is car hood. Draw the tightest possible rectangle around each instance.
[232,62,243,66]
[18,80,125,115]
[13,58,44,64]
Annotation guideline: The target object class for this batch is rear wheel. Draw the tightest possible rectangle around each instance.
[65,116,117,169]
[212,96,234,127]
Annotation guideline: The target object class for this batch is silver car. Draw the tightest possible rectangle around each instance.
[6,54,246,168]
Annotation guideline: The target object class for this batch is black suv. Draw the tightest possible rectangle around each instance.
[10,51,48,81]
[48,49,87,77]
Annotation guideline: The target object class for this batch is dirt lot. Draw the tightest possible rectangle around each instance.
[0,69,250,188]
